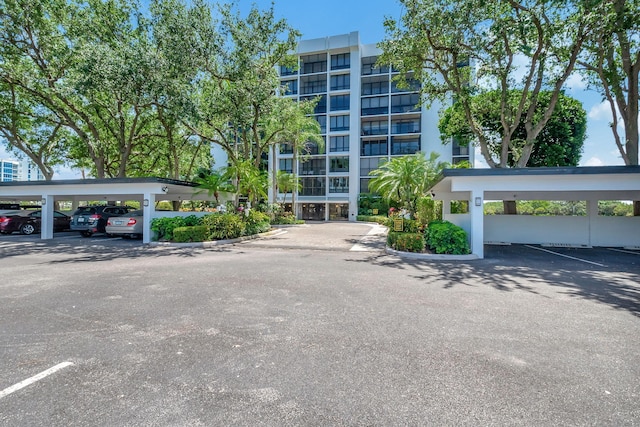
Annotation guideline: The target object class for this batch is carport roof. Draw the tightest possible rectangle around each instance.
[431,165,640,201]
[0,177,202,202]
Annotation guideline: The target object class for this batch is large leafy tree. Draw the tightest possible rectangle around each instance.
[379,0,602,169]
[186,4,303,172]
[579,0,639,167]
[440,90,587,167]
[368,152,447,218]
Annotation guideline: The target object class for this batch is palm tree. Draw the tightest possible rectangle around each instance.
[276,170,301,206]
[368,152,447,218]
[225,159,268,206]
[194,169,235,206]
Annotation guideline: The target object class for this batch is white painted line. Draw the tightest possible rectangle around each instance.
[0,362,74,399]
[608,248,640,256]
[524,245,605,267]
[351,224,387,252]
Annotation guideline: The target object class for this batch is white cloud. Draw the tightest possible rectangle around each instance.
[564,72,586,92]
[588,101,615,121]
[581,156,605,166]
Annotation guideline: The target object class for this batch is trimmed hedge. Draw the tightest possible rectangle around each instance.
[151,215,202,241]
[425,220,470,255]
[173,225,209,243]
[356,215,388,224]
[202,213,246,240]
[387,231,425,253]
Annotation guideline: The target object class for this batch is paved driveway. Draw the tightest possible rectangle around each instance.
[0,223,639,426]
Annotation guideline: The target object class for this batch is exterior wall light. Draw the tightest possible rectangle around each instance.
[41,198,46,206]
[474,197,482,206]
[143,199,149,207]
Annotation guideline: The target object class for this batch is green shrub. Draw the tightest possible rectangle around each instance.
[202,213,246,240]
[387,231,425,253]
[173,225,209,243]
[356,215,388,224]
[151,215,203,241]
[271,211,303,225]
[245,210,271,235]
[415,197,442,225]
[425,220,470,255]
[383,215,421,233]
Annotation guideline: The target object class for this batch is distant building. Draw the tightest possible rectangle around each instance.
[0,158,45,182]
[273,31,471,221]
[0,159,20,182]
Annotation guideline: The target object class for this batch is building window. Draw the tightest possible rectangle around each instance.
[361,138,388,156]
[391,118,421,134]
[281,79,298,95]
[302,95,327,114]
[301,53,327,74]
[299,158,326,175]
[329,156,349,173]
[300,177,325,196]
[362,56,389,75]
[330,74,350,91]
[314,115,327,133]
[330,94,350,111]
[391,93,420,114]
[300,75,327,95]
[330,115,350,132]
[331,53,350,70]
[361,120,388,136]
[280,65,297,76]
[300,137,325,155]
[329,135,349,152]
[391,136,421,155]
[360,157,385,176]
[360,178,372,194]
[279,158,293,173]
[391,76,420,93]
[329,177,349,193]
[361,75,389,96]
[280,143,293,154]
[361,96,389,116]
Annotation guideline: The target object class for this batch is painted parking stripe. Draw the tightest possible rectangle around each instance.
[607,248,640,256]
[524,245,606,267]
[0,362,74,399]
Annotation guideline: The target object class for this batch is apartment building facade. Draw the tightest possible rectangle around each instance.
[275,32,470,221]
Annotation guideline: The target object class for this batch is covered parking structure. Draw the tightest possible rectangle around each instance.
[430,166,640,259]
[0,178,213,244]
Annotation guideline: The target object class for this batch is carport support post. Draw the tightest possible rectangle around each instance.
[142,193,155,244]
[470,191,484,259]
[41,194,55,240]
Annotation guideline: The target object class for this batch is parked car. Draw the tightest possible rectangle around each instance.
[105,210,144,239]
[70,206,135,237]
[0,210,71,235]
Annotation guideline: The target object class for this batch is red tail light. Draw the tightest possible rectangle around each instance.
[106,219,112,226]
[127,218,137,225]
[0,217,9,223]
[90,214,101,219]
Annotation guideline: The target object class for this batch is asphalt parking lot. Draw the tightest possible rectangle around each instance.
[0,223,639,426]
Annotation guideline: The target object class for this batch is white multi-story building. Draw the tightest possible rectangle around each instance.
[274,31,471,221]
[0,159,20,182]
[0,158,45,182]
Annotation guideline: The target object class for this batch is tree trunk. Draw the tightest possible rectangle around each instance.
[503,200,517,215]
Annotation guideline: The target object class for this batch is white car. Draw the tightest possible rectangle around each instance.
[105,210,144,239]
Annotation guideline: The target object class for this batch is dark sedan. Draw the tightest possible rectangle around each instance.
[0,210,71,235]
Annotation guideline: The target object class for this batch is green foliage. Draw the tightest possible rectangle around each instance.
[151,215,202,241]
[384,215,422,233]
[368,152,448,218]
[425,221,470,255]
[356,215,389,224]
[598,201,634,217]
[483,200,590,216]
[439,90,587,167]
[244,210,271,235]
[415,197,441,225]
[202,213,246,240]
[173,225,209,243]
[387,232,425,253]
[357,193,390,216]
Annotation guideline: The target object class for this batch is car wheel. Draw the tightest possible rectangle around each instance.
[81,231,92,237]
[20,223,36,235]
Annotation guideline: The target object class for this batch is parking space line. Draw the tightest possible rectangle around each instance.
[524,245,606,267]
[607,248,640,256]
[0,362,74,399]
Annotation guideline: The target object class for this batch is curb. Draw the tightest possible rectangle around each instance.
[385,247,480,261]
[149,229,287,248]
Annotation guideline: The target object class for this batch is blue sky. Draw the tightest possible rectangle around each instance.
[1,0,625,178]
